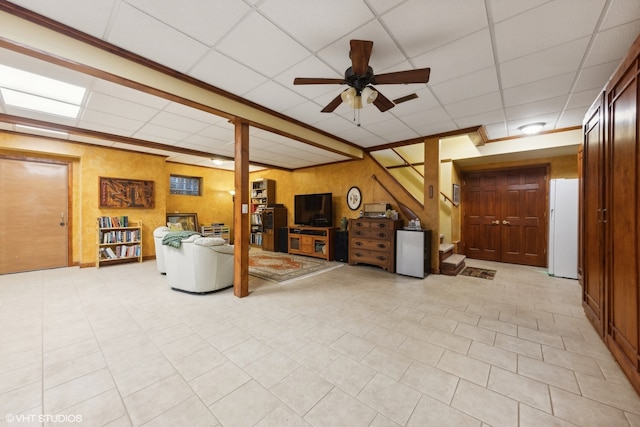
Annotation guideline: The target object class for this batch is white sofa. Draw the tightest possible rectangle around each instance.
[162,234,234,294]
[153,226,171,274]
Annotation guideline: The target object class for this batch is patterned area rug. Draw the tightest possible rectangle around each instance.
[460,266,497,280]
[248,251,342,283]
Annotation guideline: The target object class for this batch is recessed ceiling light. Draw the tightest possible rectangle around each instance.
[518,122,546,135]
[0,64,86,118]
[212,159,224,165]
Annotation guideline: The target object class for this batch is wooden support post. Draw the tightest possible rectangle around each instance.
[233,120,250,297]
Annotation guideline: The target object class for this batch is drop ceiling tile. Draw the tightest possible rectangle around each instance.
[364,118,420,142]
[79,109,143,133]
[84,92,159,122]
[488,0,549,23]
[499,37,589,89]
[505,96,566,121]
[368,0,405,14]
[242,81,307,113]
[565,88,602,110]
[134,123,191,142]
[583,21,640,67]
[125,0,251,46]
[381,0,488,58]
[503,73,575,107]
[412,29,495,85]
[341,129,387,148]
[573,60,619,92]
[484,122,509,140]
[7,0,117,39]
[189,50,268,97]
[411,120,459,138]
[493,0,604,62]
[454,109,506,129]
[556,107,588,128]
[259,0,374,52]
[163,103,227,125]
[108,3,209,73]
[445,92,503,120]
[150,111,210,134]
[89,80,170,110]
[600,0,640,30]
[276,56,342,99]
[216,12,309,78]
[197,124,234,141]
[431,67,499,105]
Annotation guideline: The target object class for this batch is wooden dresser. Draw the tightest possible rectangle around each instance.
[348,218,403,272]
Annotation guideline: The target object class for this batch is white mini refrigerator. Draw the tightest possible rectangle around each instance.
[396,229,431,278]
[548,178,578,279]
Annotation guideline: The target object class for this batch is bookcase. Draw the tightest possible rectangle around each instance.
[201,224,230,243]
[97,216,142,267]
[250,178,276,247]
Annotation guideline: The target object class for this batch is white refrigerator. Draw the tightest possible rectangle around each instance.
[548,178,579,279]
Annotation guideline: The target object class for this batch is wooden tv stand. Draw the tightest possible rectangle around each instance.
[288,226,336,261]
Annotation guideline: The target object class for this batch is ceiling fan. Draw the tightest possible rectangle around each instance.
[294,40,430,113]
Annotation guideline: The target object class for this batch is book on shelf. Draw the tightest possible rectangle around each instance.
[98,215,130,228]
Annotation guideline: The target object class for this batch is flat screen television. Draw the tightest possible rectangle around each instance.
[294,192,332,227]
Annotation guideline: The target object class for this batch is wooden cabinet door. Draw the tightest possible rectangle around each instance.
[462,166,547,267]
[582,93,606,336]
[606,67,639,368]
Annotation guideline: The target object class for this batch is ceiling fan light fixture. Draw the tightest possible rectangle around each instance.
[518,122,545,135]
[340,87,356,105]
[361,86,378,104]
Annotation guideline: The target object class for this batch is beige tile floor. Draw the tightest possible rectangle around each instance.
[1,258,640,426]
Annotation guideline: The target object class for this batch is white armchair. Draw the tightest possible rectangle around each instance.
[162,235,234,294]
[153,226,170,274]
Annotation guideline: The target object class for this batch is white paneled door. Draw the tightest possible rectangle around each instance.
[0,157,69,274]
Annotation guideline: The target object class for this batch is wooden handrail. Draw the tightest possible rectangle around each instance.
[440,192,459,207]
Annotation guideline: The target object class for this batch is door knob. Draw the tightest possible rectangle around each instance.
[502,220,510,225]
[59,213,66,227]
[491,220,500,225]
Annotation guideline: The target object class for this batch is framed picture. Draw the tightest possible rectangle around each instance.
[166,213,199,232]
[453,183,460,205]
[99,177,154,208]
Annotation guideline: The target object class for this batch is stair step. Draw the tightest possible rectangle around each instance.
[439,243,455,253]
[441,254,466,268]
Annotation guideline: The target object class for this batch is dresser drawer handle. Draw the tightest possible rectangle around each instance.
[377,256,388,261]
[377,243,386,249]
[355,241,363,246]
[355,222,364,227]
[377,232,387,238]
[356,231,363,236]
[354,252,363,258]
[377,223,388,228]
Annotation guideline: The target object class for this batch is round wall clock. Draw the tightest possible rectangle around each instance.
[347,186,362,210]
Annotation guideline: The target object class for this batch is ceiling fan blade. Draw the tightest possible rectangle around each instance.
[374,68,431,84]
[372,90,395,112]
[350,40,373,75]
[294,77,345,85]
[393,93,418,105]
[321,93,343,113]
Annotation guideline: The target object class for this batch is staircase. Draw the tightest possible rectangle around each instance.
[439,236,466,276]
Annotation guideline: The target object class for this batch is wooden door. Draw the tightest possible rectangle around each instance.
[0,157,69,274]
[582,93,606,336]
[606,66,638,370]
[463,172,501,261]
[500,167,547,267]
[462,166,547,267]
